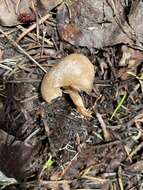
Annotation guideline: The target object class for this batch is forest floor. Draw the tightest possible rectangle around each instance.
[0,0,143,190]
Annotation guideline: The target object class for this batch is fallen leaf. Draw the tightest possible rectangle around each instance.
[118,46,143,80]
[0,141,33,180]
[57,0,143,49]
[0,0,35,26]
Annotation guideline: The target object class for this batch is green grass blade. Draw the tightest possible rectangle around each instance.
[110,91,127,120]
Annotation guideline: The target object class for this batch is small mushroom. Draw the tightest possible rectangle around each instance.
[41,53,95,117]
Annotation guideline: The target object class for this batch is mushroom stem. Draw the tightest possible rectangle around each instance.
[66,89,92,118]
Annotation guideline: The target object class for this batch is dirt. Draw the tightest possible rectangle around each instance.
[0,0,143,190]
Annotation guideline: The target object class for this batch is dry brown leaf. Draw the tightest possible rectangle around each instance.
[0,0,62,26]
[118,46,143,80]
[57,0,130,48]
[57,0,143,49]
[0,0,35,26]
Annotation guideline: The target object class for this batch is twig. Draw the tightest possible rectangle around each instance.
[5,79,40,83]
[59,152,79,179]
[0,63,12,71]
[127,111,143,127]
[24,128,41,146]
[16,13,50,43]
[96,111,110,140]
[118,166,124,190]
[128,141,143,160]
[0,28,47,73]
[39,180,71,186]
[16,25,53,46]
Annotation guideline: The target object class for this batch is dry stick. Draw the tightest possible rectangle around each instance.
[128,141,143,160]
[0,28,47,73]
[16,25,53,46]
[59,152,79,179]
[118,166,124,190]
[96,111,110,140]
[39,180,71,186]
[16,13,50,43]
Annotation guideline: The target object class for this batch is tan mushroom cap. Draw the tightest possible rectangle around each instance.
[41,53,95,117]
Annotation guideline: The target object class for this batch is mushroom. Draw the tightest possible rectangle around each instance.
[41,53,95,117]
